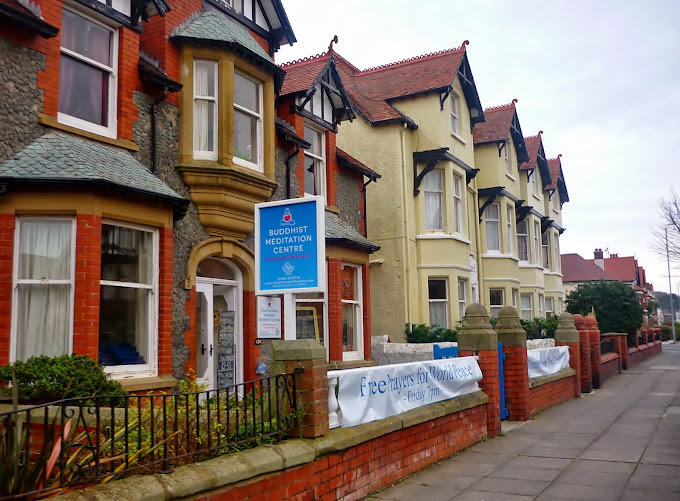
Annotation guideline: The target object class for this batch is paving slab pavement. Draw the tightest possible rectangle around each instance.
[365,344,680,500]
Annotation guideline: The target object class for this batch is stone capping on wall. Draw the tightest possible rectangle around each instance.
[529,367,576,389]
[55,390,489,501]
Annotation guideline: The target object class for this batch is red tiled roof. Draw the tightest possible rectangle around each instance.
[545,155,562,191]
[473,101,517,144]
[280,52,331,96]
[595,256,639,282]
[520,133,542,171]
[561,253,619,283]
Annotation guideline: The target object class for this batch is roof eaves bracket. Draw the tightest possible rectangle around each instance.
[413,158,439,196]
[478,186,504,222]
[440,86,452,111]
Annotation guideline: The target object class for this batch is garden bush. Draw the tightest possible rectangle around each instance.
[405,323,458,343]
[0,354,126,404]
[520,316,559,339]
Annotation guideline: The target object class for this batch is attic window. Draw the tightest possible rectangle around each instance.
[450,94,459,134]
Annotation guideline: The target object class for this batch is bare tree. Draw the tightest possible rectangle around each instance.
[652,190,680,264]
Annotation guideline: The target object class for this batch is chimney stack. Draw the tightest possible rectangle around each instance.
[594,248,605,270]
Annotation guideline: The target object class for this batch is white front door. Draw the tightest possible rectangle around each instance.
[196,278,242,390]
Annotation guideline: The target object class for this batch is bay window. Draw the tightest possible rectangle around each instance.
[453,175,463,234]
[542,232,550,269]
[99,223,158,374]
[428,278,449,328]
[12,218,75,361]
[506,205,514,255]
[486,203,500,251]
[233,71,263,170]
[489,288,504,318]
[520,294,533,321]
[457,279,467,323]
[193,60,218,160]
[424,170,444,231]
[517,220,528,262]
[533,220,540,265]
[546,297,554,318]
[341,264,363,359]
[304,125,326,200]
[58,8,118,138]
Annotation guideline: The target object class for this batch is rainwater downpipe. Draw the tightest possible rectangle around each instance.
[151,88,168,174]
[399,122,412,325]
[362,178,376,237]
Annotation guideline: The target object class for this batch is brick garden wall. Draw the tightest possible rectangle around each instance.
[600,354,621,385]
[528,376,576,418]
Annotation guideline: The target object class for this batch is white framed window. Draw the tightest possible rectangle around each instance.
[558,298,563,315]
[542,232,550,269]
[520,294,533,321]
[551,193,559,212]
[99,222,159,376]
[553,233,560,272]
[517,220,529,262]
[193,60,218,160]
[512,289,518,308]
[296,292,328,348]
[428,278,449,328]
[532,171,540,197]
[450,93,459,135]
[533,220,541,265]
[538,294,544,318]
[489,288,504,318]
[457,279,467,323]
[504,141,511,174]
[58,8,118,138]
[486,203,500,251]
[453,175,463,234]
[341,263,364,360]
[233,71,263,171]
[11,218,76,361]
[506,205,514,255]
[304,125,326,201]
[424,170,444,232]
[545,297,554,318]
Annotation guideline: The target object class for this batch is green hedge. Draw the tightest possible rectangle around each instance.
[405,323,459,343]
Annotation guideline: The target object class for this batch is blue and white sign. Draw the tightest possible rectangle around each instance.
[255,196,325,295]
[334,357,482,428]
[527,346,570,378]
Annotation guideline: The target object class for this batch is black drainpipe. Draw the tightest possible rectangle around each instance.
[284,146,300,199]
[151,88,168,173]
[362,178,376,237]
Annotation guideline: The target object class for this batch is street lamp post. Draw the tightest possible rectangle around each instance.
[666,225,677,343]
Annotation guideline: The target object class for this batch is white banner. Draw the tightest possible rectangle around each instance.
[335,358,482,428]
[527,346,570,378]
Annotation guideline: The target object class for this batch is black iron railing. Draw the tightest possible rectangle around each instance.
[0,371,300,500]
[637,334,644,346]
[601,339,615,355]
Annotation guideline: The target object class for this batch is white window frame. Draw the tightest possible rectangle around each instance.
[542,231,550,269]
[341,263,364,361]
[520,294,533,321]
[517,220,529,262]
[424,170,444,232]
[193,59,218,160]
[553,232,560,272]
[453,174,463,235]
[532,171,540,197]
[450,93,459,135]
[545,297,554,318]
[232,70,264,172]
[512,289,518,308]
[533,220,541,265]
[303,124,327,203]
[504,141,511,174]
[486,203,501,252]
[428,277,449,328]
[457,278,467,323]
[100,220,159,377]
[506,205,514,256]
[11,217,76,362]
[538,294,544,318]
[489,288,504,318]
[58,7,118,138]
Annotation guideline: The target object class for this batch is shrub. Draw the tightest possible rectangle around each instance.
[520,316,559,339]
[0,354,126,404]
[405,323,458,343]
[659,324,680,341]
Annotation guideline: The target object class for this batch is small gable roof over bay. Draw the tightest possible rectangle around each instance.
[520,132,552,188]
[473,100,529,164]
[546,155,569,203]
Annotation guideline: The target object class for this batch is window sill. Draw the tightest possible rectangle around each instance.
[116,375,178,393]
[505,173,516,182]
[519,263,544,270]
[532,194,542,201]
[544,271,563,277]
[417,233,471,244]
[450,131,467,145]
[39,113,139,151]
[482,253,518,261]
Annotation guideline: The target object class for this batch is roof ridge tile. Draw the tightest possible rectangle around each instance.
[484,99,518,112]
[360,41,468,74]
[280,51,329,68]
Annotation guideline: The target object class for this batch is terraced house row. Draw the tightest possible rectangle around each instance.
[0,0,569,391]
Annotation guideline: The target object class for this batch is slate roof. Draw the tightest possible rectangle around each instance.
[139,52,182,92]
[473,102,516,144]
[561,253,619,283]
[325,211,379,252]
[172,9,272,62]
[0,132,188,211]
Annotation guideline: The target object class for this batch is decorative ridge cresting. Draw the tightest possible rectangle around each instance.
[361,40,469,73]
[280,51,329,68]
[525,130,544,140]
[548,153,563,161]
[484,98,518,112]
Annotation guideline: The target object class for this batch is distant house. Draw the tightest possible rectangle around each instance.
[560,253,619,294]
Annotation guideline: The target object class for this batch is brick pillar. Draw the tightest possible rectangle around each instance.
[554,312,581,398]
[586,315,601,389]
[618,333,628,370]
[327,258,342,362]
[458,304,501,437]
[495,306,529,421]
[0,214,14,365]
[272,339,328,438]
[574,314,592,393]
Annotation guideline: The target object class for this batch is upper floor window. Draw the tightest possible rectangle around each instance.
[533,220,540,265]
[532,172,540,197]
[551,193,559,212]
[342,264,364,360]
[506,205,514,255]
[58,9,118,138]
[486,203,500,251]
[12,218,75,361]
[233,71,263,171]
[453,175,463,234]
[304,125,326,201]
[517,220,528,262]
[428,278,449,328]
[193,60,218,160]
[450,94,459,135]
[542,232,550,269]
[504,141,511,174]
[424,170,444,232]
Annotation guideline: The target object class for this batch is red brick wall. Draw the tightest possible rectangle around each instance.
[600,354,620,385]
[460,349,501,437]
[0,214,15,365]
[327,258,342,362]
[362,262,371,360]
[528,376,576,417]
[191,404,488,501]
[501,346,530,421]
[158,227,174,376]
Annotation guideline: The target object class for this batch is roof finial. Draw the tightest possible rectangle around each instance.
[538,130,543,135]
[558,153,562,159]
[461,40,469,48]
[512,98,518,104]
[328,35,338,53]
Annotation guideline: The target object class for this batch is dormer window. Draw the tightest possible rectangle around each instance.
[58,8,118,138]
[450,94,459,134]
[504,141,511,174]
[304,125,326,201]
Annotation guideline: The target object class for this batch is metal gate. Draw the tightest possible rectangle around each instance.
[499,341,508,420]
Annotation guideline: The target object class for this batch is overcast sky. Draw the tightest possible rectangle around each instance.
[276,0,680,294]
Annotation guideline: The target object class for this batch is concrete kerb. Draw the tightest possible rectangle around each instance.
[54,390,489,501]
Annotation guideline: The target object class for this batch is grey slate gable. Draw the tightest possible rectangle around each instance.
[0,132,187,210]
[325,211,379,252]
